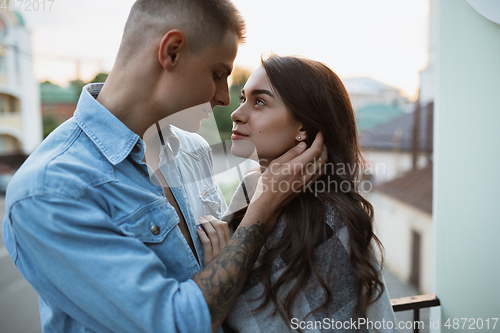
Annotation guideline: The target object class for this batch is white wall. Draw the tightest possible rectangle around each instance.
[419,0,438,106]
[370,191,433,294]
[17,27,42,153]
[362,150,428,185]
[433,0,500,329]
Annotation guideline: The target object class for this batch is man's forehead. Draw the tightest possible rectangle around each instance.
[216,31,238,67]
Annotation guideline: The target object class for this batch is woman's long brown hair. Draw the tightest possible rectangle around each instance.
[227,56,384,326]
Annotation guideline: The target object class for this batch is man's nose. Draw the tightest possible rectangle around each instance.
[212,83,230,108]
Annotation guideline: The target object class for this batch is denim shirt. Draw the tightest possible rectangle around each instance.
[2,83,226,333]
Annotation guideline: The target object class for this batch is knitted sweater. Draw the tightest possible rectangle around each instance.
[222,172,398,333]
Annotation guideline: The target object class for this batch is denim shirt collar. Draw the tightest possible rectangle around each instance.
[74,83,140,165]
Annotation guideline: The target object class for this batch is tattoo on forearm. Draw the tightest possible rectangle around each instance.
[192,221,270,325]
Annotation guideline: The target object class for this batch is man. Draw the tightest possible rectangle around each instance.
[2,1,326,332]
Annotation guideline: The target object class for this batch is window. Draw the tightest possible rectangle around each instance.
[0,55,5,74]
[14,45,20,76]
[0,17,6,38]
[410,230,422,290]
[0,136,7,154]
[10,95,18,113]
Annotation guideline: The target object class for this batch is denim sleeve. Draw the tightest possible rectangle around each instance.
[6,196,212,333]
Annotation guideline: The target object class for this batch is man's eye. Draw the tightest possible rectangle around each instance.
[213,73,221,81]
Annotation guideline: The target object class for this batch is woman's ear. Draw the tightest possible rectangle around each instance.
[158,29,186,70]
[295,127,307,142]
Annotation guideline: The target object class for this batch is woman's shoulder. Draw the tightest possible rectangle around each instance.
[223,170,260,219]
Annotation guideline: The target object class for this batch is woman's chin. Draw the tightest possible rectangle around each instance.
[230,141,256,159]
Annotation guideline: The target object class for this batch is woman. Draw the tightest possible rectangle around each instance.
[198,56,397,332]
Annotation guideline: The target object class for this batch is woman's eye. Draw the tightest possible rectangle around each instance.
[213,73,221,81]
[256,98,265,106]
[239,95,246,104]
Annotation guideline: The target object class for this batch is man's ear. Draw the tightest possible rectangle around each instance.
[158,30,187,71]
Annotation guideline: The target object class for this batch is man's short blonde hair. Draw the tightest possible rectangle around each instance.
[118,0,245,60]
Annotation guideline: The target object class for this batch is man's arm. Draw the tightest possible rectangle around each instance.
[3,133,325,333]
[193,211,269,331]
[193,133,326,332]
[4,195,213,333]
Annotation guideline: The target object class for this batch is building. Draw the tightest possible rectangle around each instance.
[371,1,500,329]
[355,103,405,131]
[360,101,434,295]
[0,9,42,157]
[359,103,433,185]
[40,81,79,123]
[342,77,409,112]
[431,0,500,328]
[370,165,433,294]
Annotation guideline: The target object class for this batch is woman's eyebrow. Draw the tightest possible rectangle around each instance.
[241,89,274,98]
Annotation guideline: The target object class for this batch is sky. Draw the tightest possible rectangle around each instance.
[20,0,429,100]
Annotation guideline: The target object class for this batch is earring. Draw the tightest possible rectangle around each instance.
[297,136,301,141]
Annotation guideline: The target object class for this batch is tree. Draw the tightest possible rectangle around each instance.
[90,73,109,83]
[70,79,86,96]
[229,67,251,91]
[42,113,60,139]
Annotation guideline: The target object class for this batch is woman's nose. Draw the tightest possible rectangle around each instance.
[231,105,247,123]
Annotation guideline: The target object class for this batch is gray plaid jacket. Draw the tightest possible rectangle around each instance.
[223,172,398,333]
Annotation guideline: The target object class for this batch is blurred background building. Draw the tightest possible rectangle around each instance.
[363,101,434,294]
[0,9,42,333]
[343,76,411,112]
[0,9,41,158]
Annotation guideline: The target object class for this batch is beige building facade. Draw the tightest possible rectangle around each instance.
[0,9,41,156]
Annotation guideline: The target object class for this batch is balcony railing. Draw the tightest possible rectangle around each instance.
[391,294,440,333]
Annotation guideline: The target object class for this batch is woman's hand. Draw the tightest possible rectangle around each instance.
[197,215,231,266]
[248,132,328,227]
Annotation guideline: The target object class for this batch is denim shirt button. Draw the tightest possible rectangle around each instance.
[151,225,161,235]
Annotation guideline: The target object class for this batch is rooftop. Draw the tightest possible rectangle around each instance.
[40,82,79,103]
[359,103,433,151]
[342,77,400,96]
[355,104,405,130]
[375,164,433,215]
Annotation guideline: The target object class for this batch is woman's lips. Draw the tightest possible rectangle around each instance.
[231,131,248,140]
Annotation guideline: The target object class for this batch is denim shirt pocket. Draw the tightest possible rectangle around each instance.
[115,200,179,243]
[200,185,223,219]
